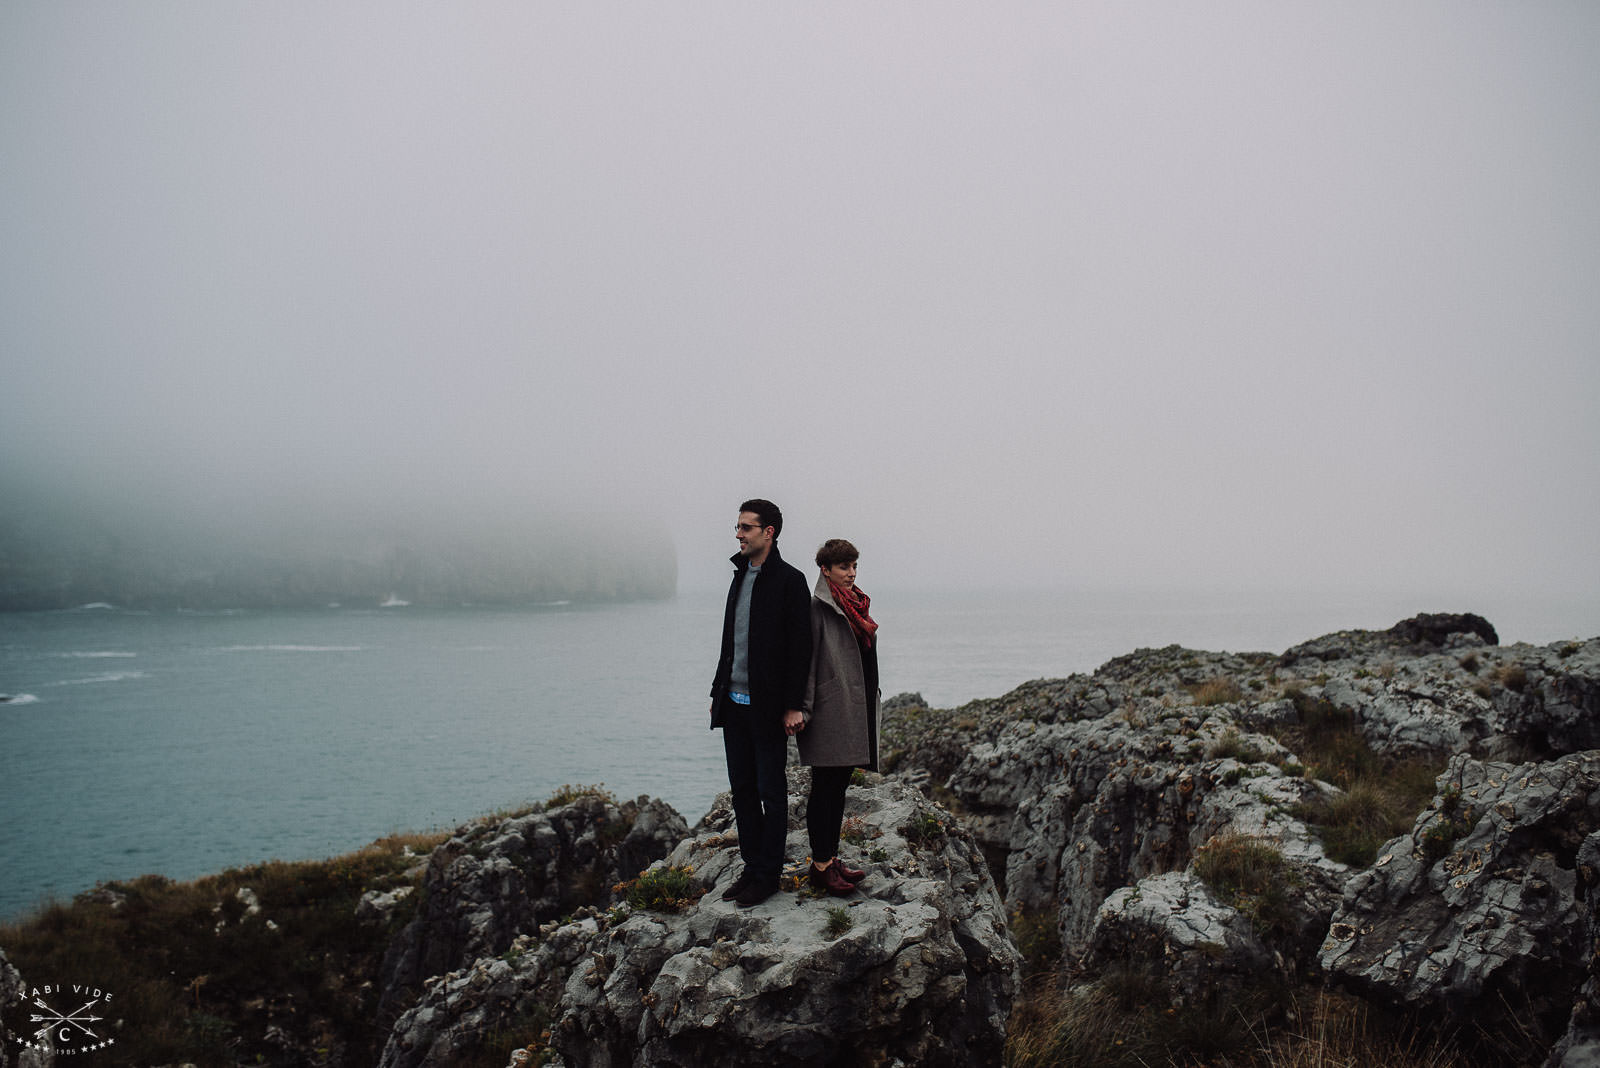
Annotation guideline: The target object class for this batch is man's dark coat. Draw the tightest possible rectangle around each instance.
[710,544,813,728]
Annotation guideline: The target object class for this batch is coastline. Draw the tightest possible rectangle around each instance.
[5,614,1599,1064]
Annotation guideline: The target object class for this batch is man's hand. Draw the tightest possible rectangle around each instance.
[783,709,805,736]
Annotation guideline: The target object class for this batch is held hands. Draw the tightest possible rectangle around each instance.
[710,700,805,736]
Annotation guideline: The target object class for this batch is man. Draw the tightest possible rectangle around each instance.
[709,498,812,906]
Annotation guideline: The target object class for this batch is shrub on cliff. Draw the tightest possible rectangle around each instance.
[615,864,702,913]
[0,832,440,1065]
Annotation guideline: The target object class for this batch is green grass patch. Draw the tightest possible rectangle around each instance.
[544,783,616,808]
[1192,834,1298,936]
[1419,786,1474,861]
[1422,818,1470,861]
[1297,783,1403,866]
[616,865,702,913]
[1207,727,1268,764]
[902,811,948,846]
[1009,908,1062,979]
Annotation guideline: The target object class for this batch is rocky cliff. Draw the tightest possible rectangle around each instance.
[887,612,1600,1065]
[367,611,1600,1066]
[376,775,1017,1067]
[4,612,1598,1066]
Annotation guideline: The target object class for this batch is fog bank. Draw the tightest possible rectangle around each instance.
[3,3,1597,608]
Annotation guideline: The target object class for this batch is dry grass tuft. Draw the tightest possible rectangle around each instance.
[1006,977,1480,1067]
[1273,692,1445,867]
[1192,676,1247,706]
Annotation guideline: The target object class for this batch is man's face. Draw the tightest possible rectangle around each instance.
[735,511,774,559]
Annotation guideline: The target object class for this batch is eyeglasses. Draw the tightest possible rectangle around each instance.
[735,522,765,533]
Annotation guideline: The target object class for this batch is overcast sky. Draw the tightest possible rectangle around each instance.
[3,3,1597,606]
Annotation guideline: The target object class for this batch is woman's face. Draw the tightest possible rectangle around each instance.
[822,559,858,589]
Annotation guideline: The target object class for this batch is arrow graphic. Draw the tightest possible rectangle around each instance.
[29,996,104,1042]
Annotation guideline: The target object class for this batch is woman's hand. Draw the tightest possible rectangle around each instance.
[783,709,805,736]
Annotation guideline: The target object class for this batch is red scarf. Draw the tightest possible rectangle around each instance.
[827,580,878,648]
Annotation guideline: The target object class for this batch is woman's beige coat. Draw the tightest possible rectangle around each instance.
[799,574,879,769]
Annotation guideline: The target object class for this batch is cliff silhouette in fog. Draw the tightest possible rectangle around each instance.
[0,480,676,610]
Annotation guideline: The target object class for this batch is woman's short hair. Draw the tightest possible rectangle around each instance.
[815,538,859,568]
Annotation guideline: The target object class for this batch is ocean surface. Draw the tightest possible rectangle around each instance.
[2,585,1595,922]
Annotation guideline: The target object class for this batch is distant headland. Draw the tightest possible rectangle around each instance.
[0,482,676,611]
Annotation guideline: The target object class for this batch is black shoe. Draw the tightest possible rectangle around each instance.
[734,878,779,907]
[720,870,753,902]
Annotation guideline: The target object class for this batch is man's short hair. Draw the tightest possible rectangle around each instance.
[815,538,858,568]
[740,498,783,539]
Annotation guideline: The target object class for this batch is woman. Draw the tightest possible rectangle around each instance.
[798,538,880,896]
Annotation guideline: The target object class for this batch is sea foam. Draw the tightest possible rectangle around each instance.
[47,671,149,686]
[216,644,364,653]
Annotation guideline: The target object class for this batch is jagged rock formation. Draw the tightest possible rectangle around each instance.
[1085,870,1279,1005]
[377,793,688,1029]
[880,616,1600,1064]
[1386,612,1500,649]
[354,613,1600,1064]
[8,609,1596,1065]
[1322,751,1599,1049]
[0,948,50,1068]
[1551,831,1600,1067]
[377,774,1020,1068]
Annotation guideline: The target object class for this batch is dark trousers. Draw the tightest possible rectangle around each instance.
[722,705,789,883]
[807,765,854,861]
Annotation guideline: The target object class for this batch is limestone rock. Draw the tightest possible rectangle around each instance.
[1085,871,1276,1006]
[942,675,1341,965]
[1321,673,1493,757]
[377,793,687,1024]
[1309,638,1600,761]
[0,948,52,1068]
[357,885,416,928]
[1495,639,1600,755]
[1388,613,1500,649]
[1321,752,1600,1050]
[379,774,1020,1068]
[882,618,1600,1064]
[1549,831,1600,1068]
[1276,612,1497,668]
[377,923,584,1068]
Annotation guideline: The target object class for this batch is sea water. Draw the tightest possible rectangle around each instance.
[2,586,1594,921]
